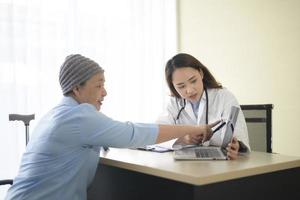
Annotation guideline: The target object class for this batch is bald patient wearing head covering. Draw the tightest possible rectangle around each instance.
[59,54,104,95]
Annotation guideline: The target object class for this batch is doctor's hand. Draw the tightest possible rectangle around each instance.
[226,137,240,160]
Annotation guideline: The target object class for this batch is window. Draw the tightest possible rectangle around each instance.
[0,0,177,197]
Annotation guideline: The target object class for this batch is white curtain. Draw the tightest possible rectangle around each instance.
[0,0,177,197]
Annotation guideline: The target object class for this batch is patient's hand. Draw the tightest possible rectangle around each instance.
[175,135,199,145]
[175,121,220,145]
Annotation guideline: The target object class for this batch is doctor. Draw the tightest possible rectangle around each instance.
[157,53,250,160]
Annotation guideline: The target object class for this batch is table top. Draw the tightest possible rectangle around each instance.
[99,148,300,185]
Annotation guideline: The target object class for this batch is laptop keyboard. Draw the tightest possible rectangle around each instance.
[195,148,222,158]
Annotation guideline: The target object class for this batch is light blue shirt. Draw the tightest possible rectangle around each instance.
[189,93,206,123]
[190,100,200,118]
[6,97,158,200]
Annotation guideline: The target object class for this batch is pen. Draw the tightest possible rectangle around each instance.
[212,121,226,133]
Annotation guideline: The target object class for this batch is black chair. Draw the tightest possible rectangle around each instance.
[240,104,273,153]
[0,114,35,188]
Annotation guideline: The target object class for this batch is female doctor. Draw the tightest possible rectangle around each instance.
[157,53,250,160]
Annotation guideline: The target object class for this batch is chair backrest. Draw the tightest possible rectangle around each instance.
[240,104,273,153]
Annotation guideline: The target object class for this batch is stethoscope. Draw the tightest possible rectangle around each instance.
[176,87,209,124]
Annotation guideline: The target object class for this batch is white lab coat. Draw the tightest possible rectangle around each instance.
[156,88,250,152]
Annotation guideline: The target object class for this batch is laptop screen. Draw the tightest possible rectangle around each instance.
[221,106,240,148]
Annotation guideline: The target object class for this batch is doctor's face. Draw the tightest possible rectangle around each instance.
[172,67,204,103]
[73,72,107,111]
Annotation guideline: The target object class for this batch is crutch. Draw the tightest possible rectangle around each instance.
[0,114,35,187]
[9,114,35,145]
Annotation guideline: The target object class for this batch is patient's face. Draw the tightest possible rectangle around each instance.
[74,72,107,111]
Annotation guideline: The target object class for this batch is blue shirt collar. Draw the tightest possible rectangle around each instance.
[60,96,79,106]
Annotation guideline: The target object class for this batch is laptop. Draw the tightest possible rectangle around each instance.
[173,106,240,160]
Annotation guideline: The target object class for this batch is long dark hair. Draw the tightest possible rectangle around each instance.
[165,53,222,98]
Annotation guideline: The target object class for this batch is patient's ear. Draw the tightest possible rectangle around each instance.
[72,86,80,97]
[71,86,84,103]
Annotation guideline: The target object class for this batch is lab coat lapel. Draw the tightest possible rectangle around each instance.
[196,92,207,125]
[198,107,207,124]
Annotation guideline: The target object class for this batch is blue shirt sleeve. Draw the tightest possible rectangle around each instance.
[77,104,159,148]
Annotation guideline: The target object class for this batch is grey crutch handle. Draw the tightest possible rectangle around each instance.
[9,114,35,126]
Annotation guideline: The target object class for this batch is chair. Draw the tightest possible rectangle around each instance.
[240,104,273,153]
[0,114,35,188]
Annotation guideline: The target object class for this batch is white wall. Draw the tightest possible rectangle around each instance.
[178,0,300,156]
